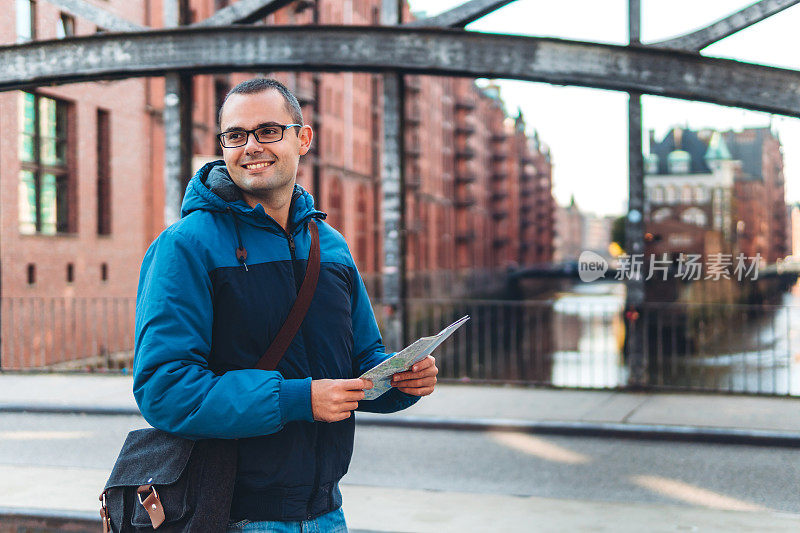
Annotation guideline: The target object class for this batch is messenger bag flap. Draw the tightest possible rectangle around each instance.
[104,428,195,490]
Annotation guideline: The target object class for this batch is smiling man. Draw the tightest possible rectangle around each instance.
[133,78,439,531]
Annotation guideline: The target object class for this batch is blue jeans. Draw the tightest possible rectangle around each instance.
[227,507,348,532]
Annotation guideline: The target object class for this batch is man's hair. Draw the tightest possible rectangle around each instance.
[218,78,304,128]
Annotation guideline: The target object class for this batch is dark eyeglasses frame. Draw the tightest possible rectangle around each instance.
[217,123,302,148]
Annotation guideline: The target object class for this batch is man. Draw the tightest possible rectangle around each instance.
[133,78,438,530]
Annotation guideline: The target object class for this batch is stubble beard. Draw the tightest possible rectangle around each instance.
[236,165,296,208]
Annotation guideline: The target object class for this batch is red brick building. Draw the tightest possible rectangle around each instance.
[644,127,788,263]
[2,0,555,367]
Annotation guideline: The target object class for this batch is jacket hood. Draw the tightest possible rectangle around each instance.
[180,160,324,233]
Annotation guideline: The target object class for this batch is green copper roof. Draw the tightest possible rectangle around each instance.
[704,131,732,161]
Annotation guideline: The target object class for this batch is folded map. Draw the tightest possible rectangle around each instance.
[359,315,470,400]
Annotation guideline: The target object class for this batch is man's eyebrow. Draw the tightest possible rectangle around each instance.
[221,121,282,132]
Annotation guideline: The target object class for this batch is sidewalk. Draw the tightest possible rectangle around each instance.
[1,373,800,445]
[1,373,800,531]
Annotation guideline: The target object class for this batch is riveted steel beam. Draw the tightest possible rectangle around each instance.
[626,0,646,388]
[652,0,800,51]
[193,0,296,26]
[1,26,799,116]
[406,0,517,28]
[382,0,406,349]
[43,0,146,32]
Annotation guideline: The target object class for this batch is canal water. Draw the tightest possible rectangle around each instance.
[551,281,800,395]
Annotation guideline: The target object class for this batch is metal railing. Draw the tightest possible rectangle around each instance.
[1,295,796,396]
[375,297,799,396]
[0,297,135,371]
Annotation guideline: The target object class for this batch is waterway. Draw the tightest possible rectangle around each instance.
[550,281,800,395]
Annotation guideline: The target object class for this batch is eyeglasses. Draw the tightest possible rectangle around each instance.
[217,124,301,148]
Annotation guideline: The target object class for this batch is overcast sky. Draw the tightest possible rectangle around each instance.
[407,0,800,217]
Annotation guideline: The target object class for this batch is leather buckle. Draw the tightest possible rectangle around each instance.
[137,484,165,529]
[99,492,111,533]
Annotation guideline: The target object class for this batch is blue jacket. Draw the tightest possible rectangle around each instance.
[133,160,418,521]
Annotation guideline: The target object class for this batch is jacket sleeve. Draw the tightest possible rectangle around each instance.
[133,228,313,440]
[349,268,420,414]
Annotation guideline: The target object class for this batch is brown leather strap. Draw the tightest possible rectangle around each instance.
[255,220,320,371]
[137,485,165,529]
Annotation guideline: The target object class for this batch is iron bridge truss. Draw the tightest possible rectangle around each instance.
[2,0,798,381]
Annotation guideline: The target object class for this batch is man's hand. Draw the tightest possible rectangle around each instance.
[311,378,373,422]
[390,356,438,396]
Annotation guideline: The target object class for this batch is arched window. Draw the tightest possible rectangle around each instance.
[694,185,707,203]
[651,186,665,203]
[681,207,707,226]
[666,186,678,204]
[652,207,672,223]
[682,185,693,203]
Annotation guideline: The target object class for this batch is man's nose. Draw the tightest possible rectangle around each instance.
[243,133,265,154]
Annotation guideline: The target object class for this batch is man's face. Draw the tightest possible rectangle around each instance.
[219,90,312,207]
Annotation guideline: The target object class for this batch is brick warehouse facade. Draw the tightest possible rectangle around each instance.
[1,0,555,368]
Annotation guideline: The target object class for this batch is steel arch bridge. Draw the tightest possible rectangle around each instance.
[2,0,798,383]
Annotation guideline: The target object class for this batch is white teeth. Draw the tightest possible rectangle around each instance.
[244,161,273,169]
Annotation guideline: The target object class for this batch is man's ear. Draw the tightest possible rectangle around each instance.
[298,125,313,156]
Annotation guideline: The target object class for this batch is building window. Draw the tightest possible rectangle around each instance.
[355,186,368,270]
[651,186,664,203]
[27,264,36,285]
[16,0,35,42]
[682,185,693,203]
[694,185,707,203]
[56,13,75,38]
[101,262,108,281]
[645,153,659,174]
[665,185,678,204]
[667,150,691,174]
[97,109,112,235]
[327,177,343,231]
[652,207,672,223]
[681,207,708,226]
[18,92,73,235]
[66,262,74,283]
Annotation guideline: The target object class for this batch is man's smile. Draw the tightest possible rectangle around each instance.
[242,160,275,170]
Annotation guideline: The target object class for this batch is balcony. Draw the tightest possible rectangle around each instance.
[455,173,477,184]
[455,123,476,135]
[491,150,508,161]
[405,174,421,190]
[456,230,476,243]
[455,195,477,209]
[293,0,315,13]
[406,144,421,158]
[406,105,422,125]
[456,147,476,159]
[491,133,507,143]
[491,192,508,202]
[455,98,476,110]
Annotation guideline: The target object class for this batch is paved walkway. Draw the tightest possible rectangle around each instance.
[1,374,799,531]
[1,374,799,443]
